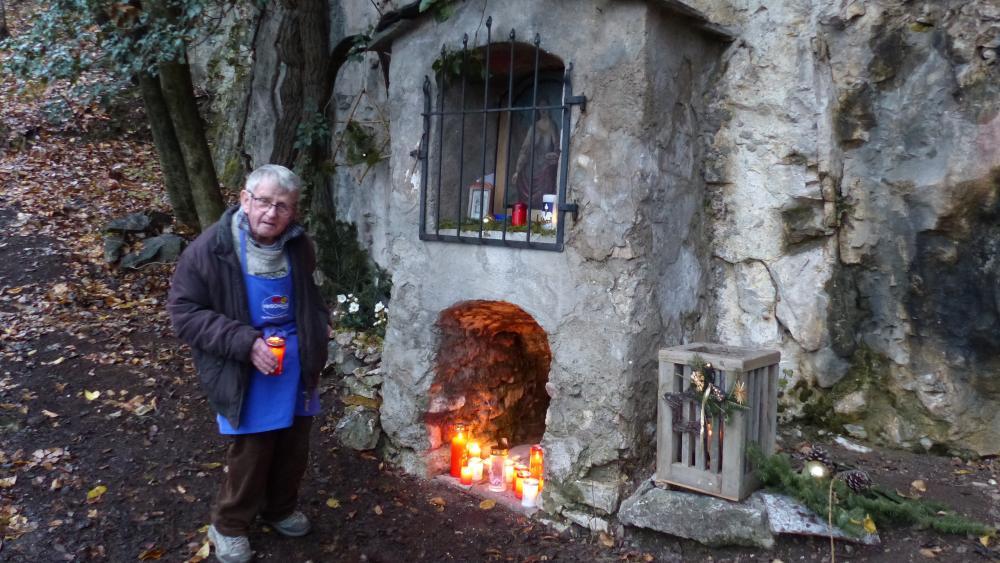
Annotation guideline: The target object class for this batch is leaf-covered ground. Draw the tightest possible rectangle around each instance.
[2,2,1000,562]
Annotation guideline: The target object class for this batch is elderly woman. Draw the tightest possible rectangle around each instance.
[167,165,329,563]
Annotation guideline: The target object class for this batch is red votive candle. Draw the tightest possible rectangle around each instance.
[450,424,467,478]
[265,336,286,375]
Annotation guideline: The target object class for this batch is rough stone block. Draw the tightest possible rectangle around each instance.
[334,406,381,451]
[618,482,774,548]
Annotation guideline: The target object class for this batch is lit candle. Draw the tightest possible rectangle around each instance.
[265,336,286,375]
[503,459,516,485]
[467,441,481,459]
[469,457,484,482]
[529,445,544,492]
[521,478,540,508]
[514,468,530,499]
[460,465,473,486]
[450,424,467,478]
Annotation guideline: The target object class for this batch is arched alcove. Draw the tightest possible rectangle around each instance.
[425,300,552,452]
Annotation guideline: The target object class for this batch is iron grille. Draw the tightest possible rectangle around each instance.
[418,17,586,251]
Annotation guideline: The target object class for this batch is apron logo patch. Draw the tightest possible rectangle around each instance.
[261,295,290,318]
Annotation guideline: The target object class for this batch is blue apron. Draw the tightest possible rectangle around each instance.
[217,231,320,434]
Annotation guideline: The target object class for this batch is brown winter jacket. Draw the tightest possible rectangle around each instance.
[166,207,329,429]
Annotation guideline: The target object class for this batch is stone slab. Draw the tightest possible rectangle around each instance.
[757,492,880,545]
[433,475,539,517]
[619,481,774,548]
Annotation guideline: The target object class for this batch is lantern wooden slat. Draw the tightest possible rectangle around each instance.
[656,343,780,501]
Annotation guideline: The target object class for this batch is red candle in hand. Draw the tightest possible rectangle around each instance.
[265,336,286,376]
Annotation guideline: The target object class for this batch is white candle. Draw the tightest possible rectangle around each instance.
[469,457,484,482]
[521,478,540,508]
[503,459,516,484]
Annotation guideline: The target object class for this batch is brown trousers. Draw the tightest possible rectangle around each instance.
[212,416,313,536]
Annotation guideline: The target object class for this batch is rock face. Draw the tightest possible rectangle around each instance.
[686,0,1000,455]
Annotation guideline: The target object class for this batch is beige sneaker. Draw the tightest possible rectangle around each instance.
[208,525,253,563]
[264,510,311,537]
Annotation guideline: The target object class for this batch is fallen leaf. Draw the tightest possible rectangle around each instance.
[138,546,166,560]
[953,469,972,475]
[598,532,615,548]
[84,390,101,401]
[479,499,496,510]
[194,540,210,559]
[199,462,222,470]
[373,504,383,515]
[911,479,927,493]
[87,484,108,502]
[862,514,877,534]
[919,546,942,558]
[44,356,65,366]
[429,496,446,507]
[981,535,991,547]
[41,409,59,418]
[326,497,341,508]
[0,476,16,488]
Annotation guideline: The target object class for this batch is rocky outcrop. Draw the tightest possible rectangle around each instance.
[691,0,1000,455]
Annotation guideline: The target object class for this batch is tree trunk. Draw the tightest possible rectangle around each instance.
[0,0,10,40]
[137,71,200,231]
[158,56,226,229]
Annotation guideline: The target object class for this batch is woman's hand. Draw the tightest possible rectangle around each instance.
[250,337,278,374]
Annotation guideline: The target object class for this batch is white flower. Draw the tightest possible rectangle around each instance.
[348,302,360,313]
[374,302,385,313]
[337,294,347,304]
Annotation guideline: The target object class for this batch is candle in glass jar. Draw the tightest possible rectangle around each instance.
[450,424,467,478]
[469,457,484,482]
[265,336,286,375]
[514,469,530,499]
[460,465,473,486]
[529,444,544,492]
[521,478,540,508]
[503,459,516,484]
[489,447,507,492]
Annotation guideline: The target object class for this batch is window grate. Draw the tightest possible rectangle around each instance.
[418,17,585,252]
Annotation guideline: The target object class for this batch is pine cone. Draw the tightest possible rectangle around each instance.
[710,384,726,402]
[805,445,832,467]
[840,469,873,493]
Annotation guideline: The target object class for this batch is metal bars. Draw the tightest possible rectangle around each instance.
[418,19,585,251]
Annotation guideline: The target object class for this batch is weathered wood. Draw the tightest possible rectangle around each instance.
[656,342,779,501]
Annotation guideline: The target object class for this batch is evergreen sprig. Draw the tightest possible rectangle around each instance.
[687,355,749,424]
[749,447,996,538]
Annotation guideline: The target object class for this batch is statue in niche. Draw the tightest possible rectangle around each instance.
[511,103,560,208]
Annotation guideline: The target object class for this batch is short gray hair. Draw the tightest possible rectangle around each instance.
[245,164,303,195]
